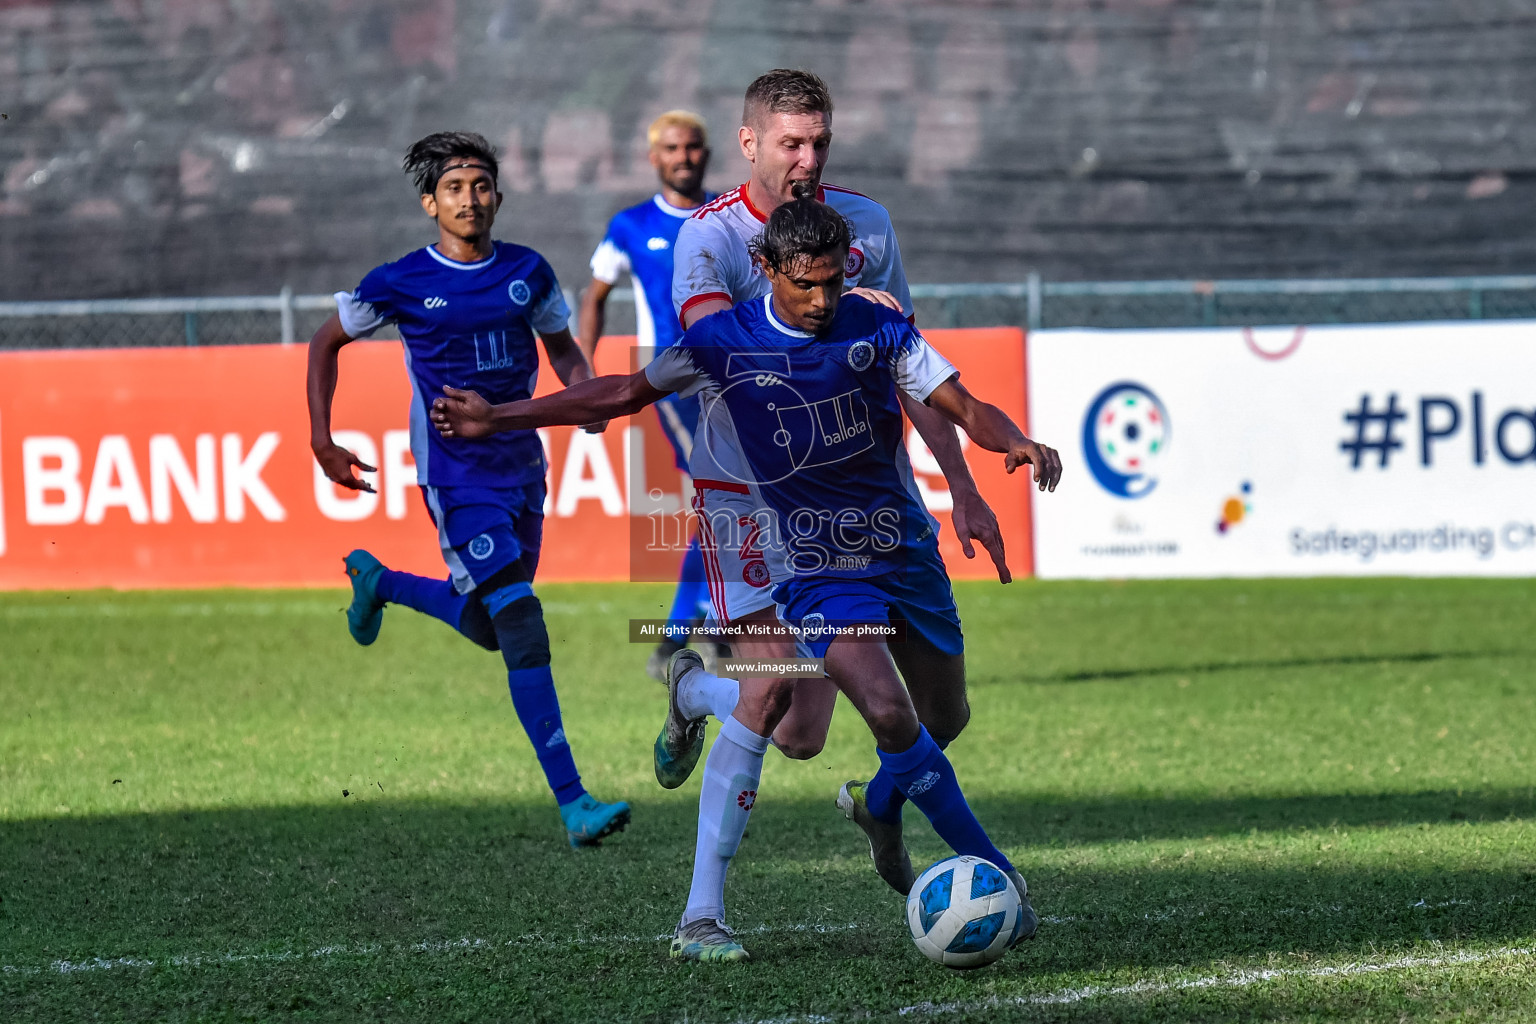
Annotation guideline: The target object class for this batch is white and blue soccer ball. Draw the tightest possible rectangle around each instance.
[906,855,1023,969]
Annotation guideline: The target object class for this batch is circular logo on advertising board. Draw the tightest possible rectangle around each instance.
[1081,381,1170,498]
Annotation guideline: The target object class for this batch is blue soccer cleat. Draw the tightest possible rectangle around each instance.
[560,793,632,848]
[343,549,387,646]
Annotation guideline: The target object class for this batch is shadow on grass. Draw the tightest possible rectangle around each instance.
[3,793,1534,1022]
[975,786,1536,847]
[2,789,1532,958]
[1007,647,1531,685]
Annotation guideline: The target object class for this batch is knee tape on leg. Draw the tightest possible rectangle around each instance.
[482,580,534,619]
[490,594,551,671]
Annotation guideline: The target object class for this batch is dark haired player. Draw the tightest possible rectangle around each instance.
[433,198,1060,960]
[653,70,1012,941]
[305,131,631,848]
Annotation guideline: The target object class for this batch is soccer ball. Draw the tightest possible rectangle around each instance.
[906,855,1022,969]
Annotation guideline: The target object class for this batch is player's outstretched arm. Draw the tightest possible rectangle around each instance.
[306,312,376,492]
[431,371,669,440]
[926,378,1062,493]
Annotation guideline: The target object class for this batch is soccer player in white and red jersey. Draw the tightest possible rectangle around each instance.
[645,70,1017,959]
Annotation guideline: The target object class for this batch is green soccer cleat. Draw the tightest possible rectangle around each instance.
[669,917,749,963]
[1005,868,1040,945]
[559,793,631,848]
[836,780,916,895]
[343,549,387,646]
[653,649,707,790]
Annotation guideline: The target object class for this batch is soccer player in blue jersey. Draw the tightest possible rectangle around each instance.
[305,131,631,848]
[432,198,1061,959]
[576,110,722,680]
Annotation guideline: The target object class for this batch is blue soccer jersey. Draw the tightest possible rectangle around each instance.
[644,294,958,579]
[335,242,571,489]
[590,193,715,351]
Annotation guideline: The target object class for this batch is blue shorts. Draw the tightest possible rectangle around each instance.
[654,392,700,473]
[773,551,964,659]
[422,482,546,594]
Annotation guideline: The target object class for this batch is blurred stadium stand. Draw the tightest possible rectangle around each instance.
[2,0,1534,304]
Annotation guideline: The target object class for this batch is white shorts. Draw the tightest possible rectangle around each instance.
[692,478,784,624]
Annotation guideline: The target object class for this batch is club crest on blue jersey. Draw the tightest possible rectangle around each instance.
[468,533,496,561]
[508,279,532,305]
[847,340,875,372]
[646,237,669,251]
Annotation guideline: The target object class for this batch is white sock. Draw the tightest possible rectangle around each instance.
[682,715,769,925]
[677,665,740,723]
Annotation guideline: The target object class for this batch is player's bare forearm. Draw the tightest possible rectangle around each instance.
[901,391,977,494]
[305,313,376,491]
[305,313,352,449]
[432,372,667,439]
[577,279,613,363]
[540,327,595,388]
[928,379,1062,491]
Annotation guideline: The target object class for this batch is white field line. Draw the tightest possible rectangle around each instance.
[0,895,1520,979]
[741,946,1536,1024]
[0,600,341,619]
[0,922,862,977]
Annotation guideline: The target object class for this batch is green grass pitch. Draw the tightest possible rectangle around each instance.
[3,578,1535,1022]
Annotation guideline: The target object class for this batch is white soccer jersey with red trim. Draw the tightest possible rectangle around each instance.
[671,182,913,325]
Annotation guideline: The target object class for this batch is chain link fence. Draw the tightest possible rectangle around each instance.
[2,276,1534,350]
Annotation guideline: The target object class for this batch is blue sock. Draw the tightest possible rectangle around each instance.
[877,726,1011,871]
[378,569,468,632]
[507,666,586,806]
[865,732,949,823]
[665,540,710,642]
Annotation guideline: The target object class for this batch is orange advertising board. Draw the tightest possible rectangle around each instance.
[0,329,1030,590]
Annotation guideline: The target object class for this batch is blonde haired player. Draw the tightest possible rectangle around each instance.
[578,111,723,680]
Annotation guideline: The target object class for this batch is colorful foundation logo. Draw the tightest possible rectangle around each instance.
[1217,481,1253,534]
[1082,382,1170,498]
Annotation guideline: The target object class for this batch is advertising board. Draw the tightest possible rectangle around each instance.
[1028,321,1536,578]
[0,329,1030,589]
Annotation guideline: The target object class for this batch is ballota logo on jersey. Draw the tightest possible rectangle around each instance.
[844,247,865,278]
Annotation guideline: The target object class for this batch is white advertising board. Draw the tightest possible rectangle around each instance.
[1027,321,1536,578]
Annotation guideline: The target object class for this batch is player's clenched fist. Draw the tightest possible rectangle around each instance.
[1005,438,1062,492]
[431,386,495,439]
